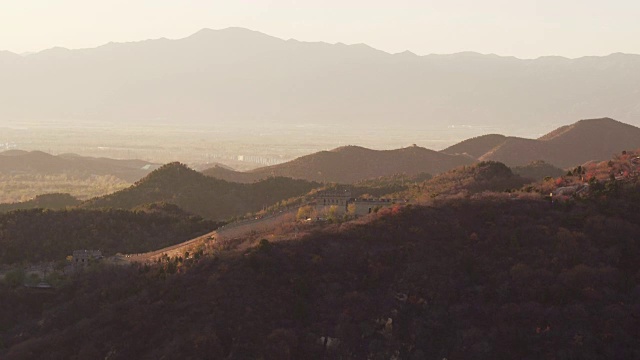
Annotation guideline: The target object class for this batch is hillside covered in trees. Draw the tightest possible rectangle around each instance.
[0,193,81,213]
[397,161,532,201]
[0,204,218,265]
[512,161,565,181]
[81,162,321,220]
[2,151,640,358]
[2,164,640,358]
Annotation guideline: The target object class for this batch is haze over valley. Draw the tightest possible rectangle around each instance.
[2,27,640,170]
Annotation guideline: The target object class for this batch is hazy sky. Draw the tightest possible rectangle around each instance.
[1,0,639,58]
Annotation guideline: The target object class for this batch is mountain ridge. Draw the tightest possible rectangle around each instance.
[203,145,474,183]
[5,28,639,61]
[81,162,320,220]
[0,150,158,182]
[2,28,639,128]
[483,118,640,167]
[205,118,640,181]
[443,117,640,167]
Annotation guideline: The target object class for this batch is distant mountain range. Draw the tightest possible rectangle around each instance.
[1,27,639,129]
[442,117,640,167]
[203,145,474,183]
[0,150,158,182]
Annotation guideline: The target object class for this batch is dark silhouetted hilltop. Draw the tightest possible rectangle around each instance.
[0,206,217,264]
[81,162,319,220]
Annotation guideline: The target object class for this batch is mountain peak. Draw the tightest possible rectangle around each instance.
[330,145,371,153]
[0,50,19,57]
[469,117,640,167]
[539,117,629,142]
[395,50,418,57]
[575,117,619,125]
[0,50,23,65]
[187,27,281,43]
[145,161,193,175]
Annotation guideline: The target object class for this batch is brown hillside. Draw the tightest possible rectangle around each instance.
[81,163,320,220]
[400,161,531,200]
[479,137,551,166]
[0,150,158,182]
[0,151,68,173]
[479,118,640,168]
[202,165,260,183]
[511,161,565,181]
[5,189,640,358]
[203,145,475,183]
[441,134,508,158]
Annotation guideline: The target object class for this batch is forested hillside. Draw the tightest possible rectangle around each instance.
[2,172,640,358]
[0,193,80,213]
[512,161,565,181]
[82,162,320,220]
[398,161,531,201]
[0,204,218,265]
[3,152,640,358]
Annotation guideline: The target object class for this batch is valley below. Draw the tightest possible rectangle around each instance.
[0,118,553,171]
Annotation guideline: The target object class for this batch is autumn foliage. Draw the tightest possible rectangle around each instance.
[2,178,640,358]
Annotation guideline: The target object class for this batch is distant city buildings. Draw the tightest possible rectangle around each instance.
[236,154,285,166]
[0,142,18,151]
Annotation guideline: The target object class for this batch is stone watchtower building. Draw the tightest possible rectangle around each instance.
[315,189,352,214]
[314,188,405,217]
[72,250,103,267]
